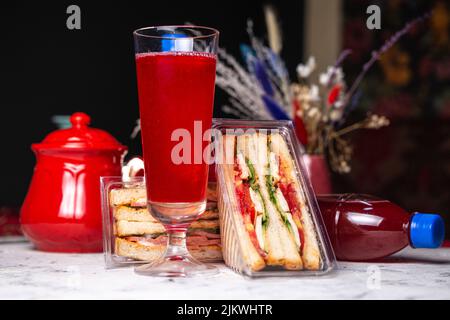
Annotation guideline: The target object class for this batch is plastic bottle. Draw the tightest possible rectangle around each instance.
[317,194,445,261]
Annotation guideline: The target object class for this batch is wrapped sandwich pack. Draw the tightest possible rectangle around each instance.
[101,176,222,268]
[212,119,336,277]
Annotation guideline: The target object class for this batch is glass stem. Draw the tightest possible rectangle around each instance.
[165,227,190,260]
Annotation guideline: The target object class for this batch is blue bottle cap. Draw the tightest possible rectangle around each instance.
[410,213,445,248]
[161,33,188,52]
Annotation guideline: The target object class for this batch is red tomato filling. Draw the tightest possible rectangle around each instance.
[234,165,266,257]
[278,158,306,254]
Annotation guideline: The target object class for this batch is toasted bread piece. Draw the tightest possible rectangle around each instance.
[115,219,220,237]
[191,244,223,261]
[116,220,166,237]
[114,206,219,222]
[207,183,218,202]
[110,188,146,207]
[221,135,266,272]
[111,185,218,207]
[115,237,164,261]
[270,133,321,270]
[115,237,222,262]
[200,209,219,220]
[191,219,220,229]
[114,206,157,222]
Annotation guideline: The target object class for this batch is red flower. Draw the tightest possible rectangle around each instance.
[328,85,341,105]
[292,100,308,146]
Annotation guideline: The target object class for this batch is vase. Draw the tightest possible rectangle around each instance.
[301,154,332,195]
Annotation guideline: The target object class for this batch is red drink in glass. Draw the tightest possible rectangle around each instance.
[136,52,216,204]
[133,26,219,277]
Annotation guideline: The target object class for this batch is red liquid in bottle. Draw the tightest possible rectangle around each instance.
[317,194,445,261]
[135,52,216,203]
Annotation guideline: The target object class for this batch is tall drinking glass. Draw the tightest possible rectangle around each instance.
[133,26,219,277]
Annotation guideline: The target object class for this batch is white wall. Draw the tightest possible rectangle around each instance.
[304,0,343,73]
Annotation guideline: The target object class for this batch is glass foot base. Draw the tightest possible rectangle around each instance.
[134,255,218,277]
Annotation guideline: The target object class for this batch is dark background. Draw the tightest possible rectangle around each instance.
[337,0,450,235]
[1,0,449,237]
[0,0,303,207]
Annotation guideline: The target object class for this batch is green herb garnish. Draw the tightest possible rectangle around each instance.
[265,173,293,233]
[245,157,259,191]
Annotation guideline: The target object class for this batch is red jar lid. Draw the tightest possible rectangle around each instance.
[32,112,127,152]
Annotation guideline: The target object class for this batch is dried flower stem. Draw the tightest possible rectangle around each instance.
[343,12,431,107]
[327,49,352,87]
[331,122,366,138]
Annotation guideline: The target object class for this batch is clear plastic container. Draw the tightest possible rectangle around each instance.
[101,176,222,269]
[101,176,148,268]
[212,118,336,277]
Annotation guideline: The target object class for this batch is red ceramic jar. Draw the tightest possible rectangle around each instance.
[21,112,127,253]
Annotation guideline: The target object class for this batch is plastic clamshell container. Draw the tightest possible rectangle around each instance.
[101,176,148,269]
[101,176,221,269]
[212,119,336,277]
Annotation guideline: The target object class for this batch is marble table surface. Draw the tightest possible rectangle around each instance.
[1,241,449,300]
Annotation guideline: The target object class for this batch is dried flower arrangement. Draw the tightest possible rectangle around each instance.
[291,54,390,173]
[216,11,430,173]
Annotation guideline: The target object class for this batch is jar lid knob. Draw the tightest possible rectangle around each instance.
[70,112,91,128]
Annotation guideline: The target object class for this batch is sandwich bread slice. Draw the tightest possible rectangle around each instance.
[115,231,222,262]
[220,131,322,272]
[110,183,222,262]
